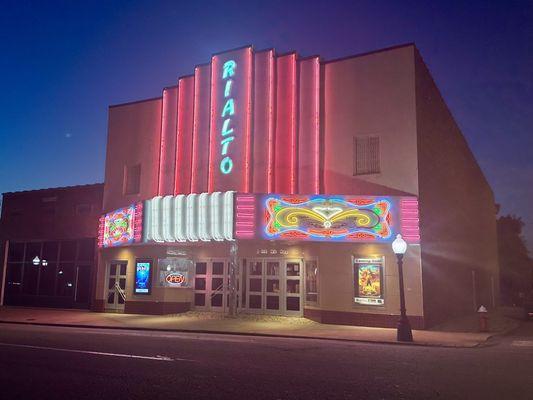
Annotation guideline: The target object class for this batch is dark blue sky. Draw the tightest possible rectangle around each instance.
[1,0,532,249]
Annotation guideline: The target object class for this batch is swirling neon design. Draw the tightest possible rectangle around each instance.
[263,196,392,241]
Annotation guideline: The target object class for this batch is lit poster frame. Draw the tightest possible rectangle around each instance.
[134,258,153,295]
[353,257,384,306]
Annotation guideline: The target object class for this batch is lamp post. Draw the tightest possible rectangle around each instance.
[392,234,413,342]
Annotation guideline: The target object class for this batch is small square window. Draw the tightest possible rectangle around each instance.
[124,164,141,195]
[353,136,380,175]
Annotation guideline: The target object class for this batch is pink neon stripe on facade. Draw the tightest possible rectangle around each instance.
[267,50,275,193]
[290,54,297,194]
[175,76,194,194]
[156,89,167,196]
[314,58,320,194]
[235,194,256,238]
[190,68,200,193]
[208,56,219,193]
[244,47,253,192]
[400,198,420,243]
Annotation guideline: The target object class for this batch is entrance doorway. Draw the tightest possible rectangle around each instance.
[193,259,238,312]
[106,262,127,311]
[244,259,303,316]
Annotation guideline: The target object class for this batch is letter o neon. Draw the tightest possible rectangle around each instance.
[220,157,233,174]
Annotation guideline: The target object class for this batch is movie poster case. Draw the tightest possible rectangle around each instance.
[353,257,385,306]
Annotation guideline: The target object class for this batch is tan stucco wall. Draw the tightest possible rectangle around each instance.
[414,50,500,325]
[103,98,162,213]
[323,45,419,195]
[98,241,423,317]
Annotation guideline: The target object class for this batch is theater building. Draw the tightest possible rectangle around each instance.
[94,44,499,328]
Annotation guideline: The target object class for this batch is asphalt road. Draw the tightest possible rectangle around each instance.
[0,321,532,400]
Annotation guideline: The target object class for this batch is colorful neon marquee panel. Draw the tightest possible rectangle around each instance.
[98,203,143,248]
[262,195,393,242]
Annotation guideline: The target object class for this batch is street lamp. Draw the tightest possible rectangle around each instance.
[392,234,413,342]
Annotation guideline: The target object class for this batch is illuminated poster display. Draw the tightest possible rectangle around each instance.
[98,203,143,248]
[262,195,393,242]
[354,258,384,305]
[158,258,193,288]
[134,259,152,295]
[208,46,253,192]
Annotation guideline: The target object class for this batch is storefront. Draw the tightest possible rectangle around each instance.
[95,192,423,328]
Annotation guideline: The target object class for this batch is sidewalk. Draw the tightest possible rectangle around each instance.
[0,306,499,348]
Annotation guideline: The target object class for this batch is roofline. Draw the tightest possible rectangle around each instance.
[109,96,162,109]
[212,44,253,57]
[2,183,104,196]
[323,42,416,65]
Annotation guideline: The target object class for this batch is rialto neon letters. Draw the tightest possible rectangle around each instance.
[220,59,237,175]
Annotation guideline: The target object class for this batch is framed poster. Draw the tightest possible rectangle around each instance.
[134,259,152,295]
[158,258,193,288]
[353,257,384,306]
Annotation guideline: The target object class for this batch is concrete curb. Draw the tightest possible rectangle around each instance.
[0,319,486,349]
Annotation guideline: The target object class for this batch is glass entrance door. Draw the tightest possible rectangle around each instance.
[106,262,127,311]
[245,259,303,316]
[193,259,236,312]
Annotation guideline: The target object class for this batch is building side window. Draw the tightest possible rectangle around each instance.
[353,257,384,306]
[353,136,380,175]
[124,164,141,195]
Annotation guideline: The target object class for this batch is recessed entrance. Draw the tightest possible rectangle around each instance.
[244,258,303,316]
[106,262,127,311]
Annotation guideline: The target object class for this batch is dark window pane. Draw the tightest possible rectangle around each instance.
[266,262,279,276]
[119,264,127,275]
[287,280,300,294]
[119,278,126,290]
[195,278,206,291]
[39,262,56,296]
[107,292,115,304]
[249,295,261,309]
[26,243,42,262]
[110,264,117,276]
[42,242,59,262]
[194,293,205,306]
[266,279,279,293]
[266,296,279,310]
[211,293,223,307]
[211,277,223,291]
[286,297,300,311]
[212,262,224,275]
[286,263,300,276]
[195,262,207,275]
[57,263,75,296]
[108,277,116,290]
[6,263,22,295]
[250,262,262,276]
[8,243,25,262]
[250,279,262,292]
[75,266,91,303]
[77,239,95,261]
[60,241,77,261]
[22,263,39,295]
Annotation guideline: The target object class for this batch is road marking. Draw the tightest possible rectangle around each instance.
[0,342,193,362]
[511,340,533,347]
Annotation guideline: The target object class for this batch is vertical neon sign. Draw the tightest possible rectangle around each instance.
[220,60,236,174]
[208,47,253,193]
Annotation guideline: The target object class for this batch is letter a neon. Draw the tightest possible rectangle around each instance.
[221,98,235,117]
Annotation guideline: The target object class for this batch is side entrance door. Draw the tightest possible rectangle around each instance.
[106,262,127,311]
[245,258,303,316]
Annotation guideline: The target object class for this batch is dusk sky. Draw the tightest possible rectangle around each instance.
[1,0,531,249]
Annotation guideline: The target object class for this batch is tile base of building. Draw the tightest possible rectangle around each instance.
[124,301,190,315]
[304,308,425,330]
